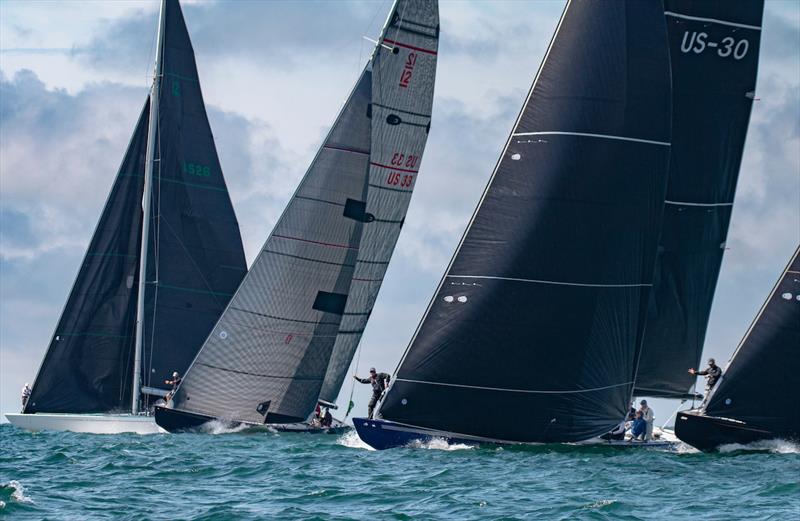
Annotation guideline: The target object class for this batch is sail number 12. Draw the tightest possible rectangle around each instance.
[399,52,417,88]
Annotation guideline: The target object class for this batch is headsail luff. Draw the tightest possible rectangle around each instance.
[25,101,150,414]
[319,0,439,405]
[379,0,672,443]
[634,0,764,398]
[140,0,247,401]
[702,246,800,435]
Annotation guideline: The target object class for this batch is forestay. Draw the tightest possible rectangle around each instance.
[319,0,439,405]
[379,0,672,443]
[634,0,764,397]
[703,246,800,436]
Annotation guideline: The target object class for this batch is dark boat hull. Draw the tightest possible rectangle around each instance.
[354,417,480,450]
[675,411,780,451]
[154,406,217,432]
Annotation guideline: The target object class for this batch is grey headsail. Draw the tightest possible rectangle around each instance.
[703,246,800,436]
[24,101,149,414]
[168,70,374,425]
[634,1,764,398]
[379,0,672,443]
[140,0,247,402]
[319,0,439,405]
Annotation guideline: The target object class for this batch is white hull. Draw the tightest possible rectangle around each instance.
[5,413,164,434]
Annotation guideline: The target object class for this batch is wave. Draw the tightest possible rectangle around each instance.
[199,420,259,435]
[405,437,475,451]
[717,438,800,454]
[337,430,375,451]
[0,480,33,509]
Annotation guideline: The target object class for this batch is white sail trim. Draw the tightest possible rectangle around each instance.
[395,378,634,394]
[512,131,670,147]
[447,275,651,288]
[664,200,734,207]
[664,11,761,31]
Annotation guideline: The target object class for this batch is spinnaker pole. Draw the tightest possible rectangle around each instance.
[132,0,166,415]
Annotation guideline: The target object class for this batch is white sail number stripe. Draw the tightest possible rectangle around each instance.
[665,200,734,207]
[513,131,670,147]
[665,11,761,31]
[396,378,633,394]
[447,275,650,288]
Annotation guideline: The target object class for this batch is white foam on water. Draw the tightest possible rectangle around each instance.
[584,499,617,510]
[406,437,475,451]
[674,442,701,454]
[200,420,253,435]
[717,438,800,454]
[2,480,33,505]
[337,430,375,451]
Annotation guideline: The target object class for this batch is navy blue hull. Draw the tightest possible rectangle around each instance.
[353,418,480,450]
[675,411,782,452]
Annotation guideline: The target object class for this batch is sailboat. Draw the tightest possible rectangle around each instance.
[154,0,439,433]
[676,246,800,451]
[634,0,765,402]
[354,0,673,450]
[5,0,247,434]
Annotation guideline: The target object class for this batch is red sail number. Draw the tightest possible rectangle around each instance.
[399,52,417,88]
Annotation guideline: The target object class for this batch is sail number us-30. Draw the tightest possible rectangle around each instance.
[681,31,750,60]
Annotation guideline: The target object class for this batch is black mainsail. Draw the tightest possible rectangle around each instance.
[377,0,672,443]
[634,0,765,398]
[160,0,439,428]
[676,246,800,450]
[23,0,245,415]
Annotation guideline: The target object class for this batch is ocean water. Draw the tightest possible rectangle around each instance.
[1,423,798,520]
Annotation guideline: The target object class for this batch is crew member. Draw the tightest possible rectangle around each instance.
[353,368,391,419]
[639,400,655,441]
[21,383,31,409]
[689,358,723,399]
[164,371,182,402]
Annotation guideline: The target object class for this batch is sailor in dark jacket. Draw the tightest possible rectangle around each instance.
[688,358,723,398]
[353,368,391,419]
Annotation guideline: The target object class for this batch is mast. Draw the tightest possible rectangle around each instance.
[132,0,166,415]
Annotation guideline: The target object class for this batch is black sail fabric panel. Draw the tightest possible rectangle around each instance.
[704,247,800,436]
[319,0,439,404]
[380,0,672,443]
[170,70,373,425]
[634,0,764,397]
[25,101,149,414]
[141,0,247,398]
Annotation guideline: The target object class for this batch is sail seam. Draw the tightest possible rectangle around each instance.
[513,131,670,146]
[664,11,761,31]
[395,378,633,394]
[322,144,370,156]
[447,275,650,288]
[273,234,359,250]
[382,38,437,55]
[372,102,431,119]
[196,362,324,380]
[370,161,419,173]
[230,306,342,326]
[665,200,733,207]
[264,250,356,268]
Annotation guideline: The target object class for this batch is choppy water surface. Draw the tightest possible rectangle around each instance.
[1,423,798,520]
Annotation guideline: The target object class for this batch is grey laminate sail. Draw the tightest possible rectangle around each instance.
[378,0,672,443]
[319,0,439,405]
[169,0,439,425]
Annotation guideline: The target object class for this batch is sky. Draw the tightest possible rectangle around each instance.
[1,0,798,424]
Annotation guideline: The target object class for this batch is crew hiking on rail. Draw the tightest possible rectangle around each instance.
[354,368,391,419]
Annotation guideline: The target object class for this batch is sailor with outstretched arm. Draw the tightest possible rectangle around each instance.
[353,368,391,419]
[688,358,722,401]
